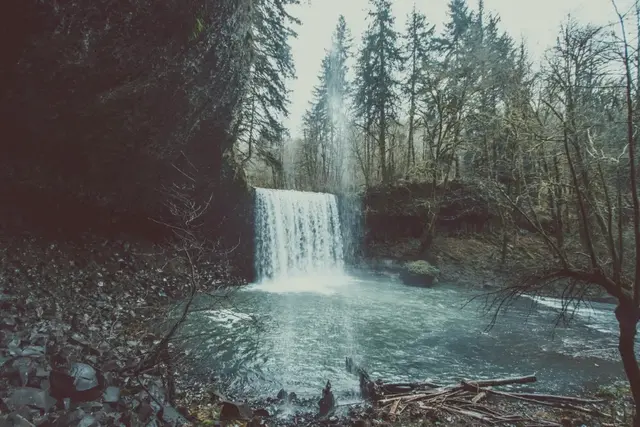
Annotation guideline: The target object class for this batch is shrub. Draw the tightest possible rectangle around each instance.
[405,260,439,276]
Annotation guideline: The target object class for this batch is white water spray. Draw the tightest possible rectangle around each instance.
[254,188,344,282]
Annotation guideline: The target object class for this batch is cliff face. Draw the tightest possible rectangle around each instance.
[0,0,254,274]
[363,181,496,246]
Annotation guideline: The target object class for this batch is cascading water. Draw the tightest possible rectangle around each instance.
[254,187,345,281]
[180,189,629,402]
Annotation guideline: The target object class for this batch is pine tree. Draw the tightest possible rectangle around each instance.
[354,0,403,183]
[235,0,300,172]
[326,15,352,188]
[300,15,352,190]
[402,6,434,168]
[440,0,472,51]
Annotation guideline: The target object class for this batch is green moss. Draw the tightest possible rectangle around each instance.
[405,260,439,276]
[595,381,630,399]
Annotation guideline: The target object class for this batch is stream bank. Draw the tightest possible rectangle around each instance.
[361,181,616,303]
[0,233,245,427]
[0,233,633,427]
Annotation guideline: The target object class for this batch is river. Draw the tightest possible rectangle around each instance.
[179,270,627,401]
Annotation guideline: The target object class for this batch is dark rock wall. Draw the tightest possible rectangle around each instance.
[363,181,496,244]
[0,0,255,277]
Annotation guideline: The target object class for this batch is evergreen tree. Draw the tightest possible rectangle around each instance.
[300,15,352,190]
[402,6,434,167]
[354,0,403,183]
[439,0,473,51]
[235,0,300,173]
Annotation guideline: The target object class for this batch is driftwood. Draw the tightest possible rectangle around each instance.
[463,375,537,387]
[346,362,610,426]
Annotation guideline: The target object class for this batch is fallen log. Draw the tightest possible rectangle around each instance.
[461,382,610,418]
[355,368,608,426]
[500,392,604,404]
[382,380,441,390]
[471,390,488,404]
[377,386,462,404]
[463,375,537,388]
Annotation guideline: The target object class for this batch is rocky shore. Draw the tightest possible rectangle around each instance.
[0,232,629,427]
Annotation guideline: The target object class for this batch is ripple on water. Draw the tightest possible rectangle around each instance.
[181,274,628,399]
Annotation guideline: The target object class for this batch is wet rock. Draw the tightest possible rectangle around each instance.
[277,389,287,400]
[1,317,17,331]
[220,401,253,421]
[102,386,120,403]
[399,260,439,287]
[318,380,336,417]
[69,364,99,391]
[68,334,101,357]
[0,413,36,427]
[101,360,120,372]
[19,346,45,357]
[137,402,155,422]
[4,387,57,411]
[1,358,36,386]
[287,392,297,403]
[253,408,270,418]
[160,405,189,427]
[51,408,85,427]
[49,363,104,401]
[77,415,98,427]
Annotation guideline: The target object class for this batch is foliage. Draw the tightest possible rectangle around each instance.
[353,0,404,184]
[281,1,640,420]
[235,0,300,188]
[0,0,253,234]
[405,260,440,276]
[295,15,353,191]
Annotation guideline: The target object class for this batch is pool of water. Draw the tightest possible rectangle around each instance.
[178,270,628,400]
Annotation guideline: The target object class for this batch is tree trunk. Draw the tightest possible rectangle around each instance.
[615,303,640,426]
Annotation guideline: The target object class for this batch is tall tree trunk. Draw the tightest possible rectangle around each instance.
[616,303,640,426]
[380,107,387,183]
[407,112,415,170]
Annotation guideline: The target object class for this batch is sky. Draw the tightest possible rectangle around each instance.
[284,0,635,137]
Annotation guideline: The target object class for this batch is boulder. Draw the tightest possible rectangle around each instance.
[0,413,36,427]
[220,401,253,421]
[253,408,270,418]
[4,387,57,411]
[400,260,440,287]
[49,363,105,402]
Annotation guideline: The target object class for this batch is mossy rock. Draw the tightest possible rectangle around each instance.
[400,260,440,287]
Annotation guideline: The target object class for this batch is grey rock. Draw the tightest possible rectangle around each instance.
[51,409,85,427]
[103,386,120,403]
[137,402,155,422]
[68,363,98,391]
[220,401,253,421]
[161,406,188,427]
[77,415,98,427]
[0,413,36,427]
[5,387,57,411]
[253,408,270,418]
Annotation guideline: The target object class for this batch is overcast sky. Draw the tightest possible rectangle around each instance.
[284,0,635,137]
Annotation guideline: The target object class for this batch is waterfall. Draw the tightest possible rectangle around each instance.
[254,188,344,281]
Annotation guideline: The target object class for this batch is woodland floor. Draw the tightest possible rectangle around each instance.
[0,232,632,426]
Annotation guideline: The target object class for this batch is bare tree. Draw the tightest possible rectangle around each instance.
[491,7,640,423]
[138,158,236,403]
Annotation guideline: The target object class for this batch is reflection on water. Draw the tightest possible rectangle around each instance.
[179,271,629,399]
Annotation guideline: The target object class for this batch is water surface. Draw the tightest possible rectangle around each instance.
[180,271,627,399]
